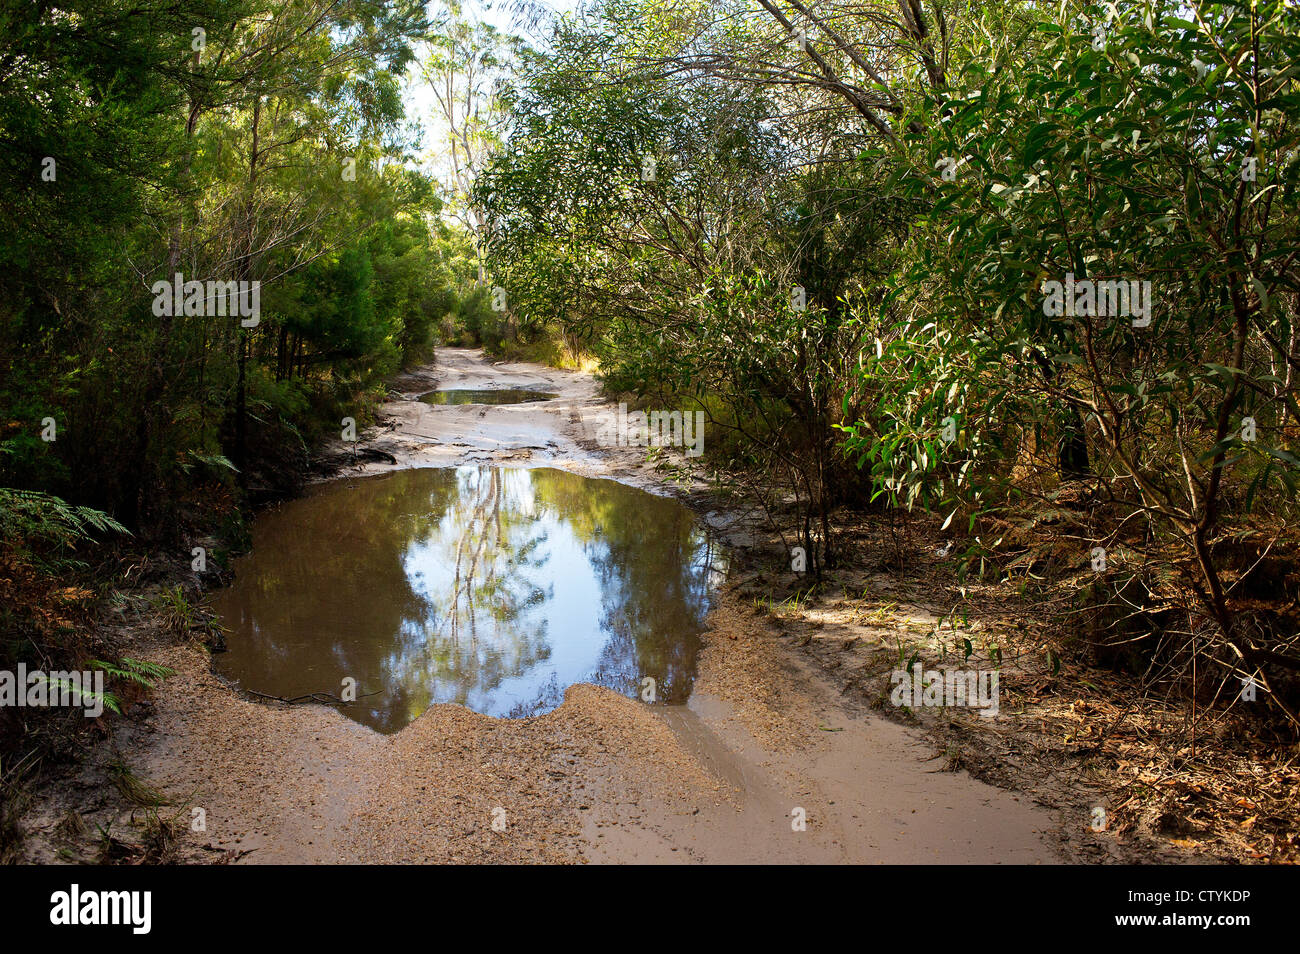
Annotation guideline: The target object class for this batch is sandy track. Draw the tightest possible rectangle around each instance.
[35,347,1067,864]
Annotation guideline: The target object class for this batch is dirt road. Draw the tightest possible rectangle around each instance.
[28,348,1067,864]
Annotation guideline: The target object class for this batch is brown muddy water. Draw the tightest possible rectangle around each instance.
[212,466,727,732]
[419,388,558,405]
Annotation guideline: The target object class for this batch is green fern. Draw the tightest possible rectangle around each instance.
[178,450,239,476]
[0,488,129,570]
[33,674,122,715]
[90,657,175,690]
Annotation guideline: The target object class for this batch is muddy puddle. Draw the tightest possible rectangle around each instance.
[212,466,727,732]
[419,388,557,405]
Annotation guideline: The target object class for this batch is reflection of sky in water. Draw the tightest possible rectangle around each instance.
[213,466,727,732]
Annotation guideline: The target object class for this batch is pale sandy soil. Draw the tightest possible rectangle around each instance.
[21,347,1072,864]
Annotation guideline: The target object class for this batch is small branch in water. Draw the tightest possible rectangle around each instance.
[244,688,381,706]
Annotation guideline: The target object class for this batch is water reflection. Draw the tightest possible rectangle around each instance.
[212,466,727,732]
[419,389,557,405]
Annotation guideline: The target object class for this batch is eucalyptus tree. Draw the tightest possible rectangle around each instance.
[417,0,519,283]
[477,0,930,571]
[840,0,1300,719]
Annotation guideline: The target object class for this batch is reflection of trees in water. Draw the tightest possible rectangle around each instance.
[586,532,723,703]
[215,466,726,732]
[212,471,441,733]
[505,672,565,719]
[387,466,554,717]
[530,471,726,704]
